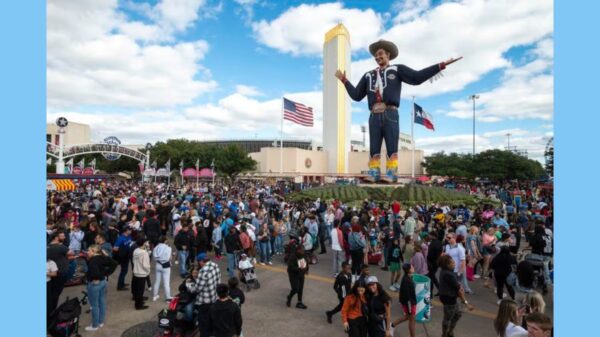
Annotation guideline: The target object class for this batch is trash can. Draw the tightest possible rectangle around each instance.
[412,274,432,323]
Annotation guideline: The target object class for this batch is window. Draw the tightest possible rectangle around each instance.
[46,134,51,143]
[54,134,59,145]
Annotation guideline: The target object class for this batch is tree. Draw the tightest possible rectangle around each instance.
[422,150,546,181]
[215,145,257,180]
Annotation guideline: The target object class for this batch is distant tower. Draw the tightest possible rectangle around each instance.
[323,24,351,174]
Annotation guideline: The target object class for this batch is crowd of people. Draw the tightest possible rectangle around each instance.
[46,178,553,337]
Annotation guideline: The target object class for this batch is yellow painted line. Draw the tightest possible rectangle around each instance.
[255,264,496,320]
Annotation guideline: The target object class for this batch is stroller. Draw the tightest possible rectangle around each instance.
[237,251,260,291]
[157,296,198,337]
[522,250,548,292]
[240,266,261,291]
[48,291,88,337]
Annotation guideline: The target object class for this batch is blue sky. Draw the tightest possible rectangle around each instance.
[46,0,553,162]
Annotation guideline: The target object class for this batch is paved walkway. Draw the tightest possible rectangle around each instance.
[59,248,553,337]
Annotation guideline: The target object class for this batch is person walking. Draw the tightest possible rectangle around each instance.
[348,221,367,280]
[208,283,243,337]
[191,253,221,337]
[47,231,72,316]
[113,227,132,291]
[392,263,417,337]
[365,276,392,337]
[427,230,443,297]
[444,233,472,294]
[490,246,517,304]
[341,282,368,337]
[152,236,173,302]
[286,245,309,309]
[437,255,475,337]
[131,237,151,310]
[174,224,192,278]
[331,219,345,276]
[225,225,242,278]
[326,261,352,323]
[84,245,116,331]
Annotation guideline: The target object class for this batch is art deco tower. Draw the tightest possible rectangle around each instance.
[323,24,351,174]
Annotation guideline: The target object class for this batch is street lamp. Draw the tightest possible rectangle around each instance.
[506,133,511,150]
[468,95,480,156]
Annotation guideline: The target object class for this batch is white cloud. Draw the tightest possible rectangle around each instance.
[252,2,383,56]
[153,0,207,33]
[47,0,218,109]
[235,85,263,97]
[234,0,260,24]
[344,0,553,99]
[415,131,550,163]
[446,39,553,122]
[392,0,431,24]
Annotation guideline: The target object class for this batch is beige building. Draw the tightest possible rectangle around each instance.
[249,145,424,177]
[46,121,91,146]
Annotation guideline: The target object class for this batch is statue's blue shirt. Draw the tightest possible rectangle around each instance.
[343,63,442,111]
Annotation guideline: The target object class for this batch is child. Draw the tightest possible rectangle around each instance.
[228,277,245,308]
[392,263,417,337]
[388,238,402,291]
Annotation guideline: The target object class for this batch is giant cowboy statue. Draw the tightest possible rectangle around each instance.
[335,39,462,183]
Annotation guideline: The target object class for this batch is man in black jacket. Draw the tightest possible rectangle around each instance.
[224,226,242,279]
[174,225,192,278]
[209,283,242,337]
[326,262,352,323]
[427,230,443,297]
[143,209,161,249]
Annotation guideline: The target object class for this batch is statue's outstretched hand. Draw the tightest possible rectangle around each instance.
[335,69,346,81]
[442,57,463,67]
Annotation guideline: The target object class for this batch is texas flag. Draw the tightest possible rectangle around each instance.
[414,103,435,130]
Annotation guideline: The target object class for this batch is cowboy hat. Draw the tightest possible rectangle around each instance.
[369,39,398,60]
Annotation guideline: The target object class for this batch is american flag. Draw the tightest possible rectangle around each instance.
[283,98,313,127]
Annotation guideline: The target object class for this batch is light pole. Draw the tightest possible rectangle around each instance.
[469,95,480,156]
[506,133,511,150]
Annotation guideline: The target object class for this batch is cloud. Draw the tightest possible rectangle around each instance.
[234,0,260,24]
[252,2,383,56]
[415,131,550,163]
[392,0,431,24]
[345,0,553,98]
[47,0,218,109]
[235,85,263,97]
[446,39,553,122]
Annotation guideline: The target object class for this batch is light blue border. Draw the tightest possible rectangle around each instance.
[0,1,45,335]
[555,0,600,335]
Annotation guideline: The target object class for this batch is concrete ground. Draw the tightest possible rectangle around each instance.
[60,248,553,337]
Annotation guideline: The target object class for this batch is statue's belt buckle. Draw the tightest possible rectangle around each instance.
[372,103,386,113]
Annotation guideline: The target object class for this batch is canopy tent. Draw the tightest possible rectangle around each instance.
[182,168,214,178]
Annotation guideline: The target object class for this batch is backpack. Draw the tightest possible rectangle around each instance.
[102,256,119,277]
[348,232,365,251]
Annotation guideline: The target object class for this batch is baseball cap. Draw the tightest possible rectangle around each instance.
[196,252,209,262]
[366,276,379,284]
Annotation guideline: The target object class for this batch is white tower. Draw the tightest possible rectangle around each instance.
[323,24,351,174]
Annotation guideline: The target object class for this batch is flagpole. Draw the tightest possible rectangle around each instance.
[280,98,284,176]
[411,96,415,179]
[196,159,199,191]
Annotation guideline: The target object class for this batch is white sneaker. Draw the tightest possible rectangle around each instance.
[474,275,481,279]
[259,262,266,266]
[99,323,104,328]
[389,285,398,292]
[85,326,99,331]
[153,295,160,302]
[148,287,152,291]
[268,261,273,265]
[497,299,502,305]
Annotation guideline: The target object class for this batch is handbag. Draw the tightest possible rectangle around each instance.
[159,261,171,268]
